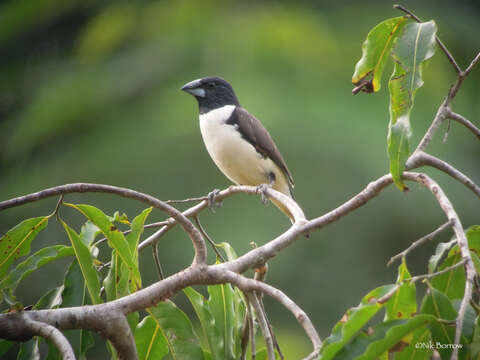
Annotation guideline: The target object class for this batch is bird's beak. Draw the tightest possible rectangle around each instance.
[181,79,206,97]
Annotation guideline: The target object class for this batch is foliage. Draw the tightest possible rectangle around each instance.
[352,16,437,190]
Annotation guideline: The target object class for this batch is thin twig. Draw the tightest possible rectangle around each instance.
[193,215,226,262]
[93,220,170,248]
[447,110,480,141]
[248,292,275,360]
[463,52,480,77]
[52,194,64,221]
[393,4,462,74]
[405,173,474,360]
[152,243,165,280]
[388,220,454,266]
[410,259,467,283]
[379,259,467,304]
[406,152,480,199]
[166,196,208,204]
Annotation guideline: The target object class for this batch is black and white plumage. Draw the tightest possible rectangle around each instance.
[181,77,295,220]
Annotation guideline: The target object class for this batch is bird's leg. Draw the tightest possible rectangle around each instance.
[256,172,276,205]
[207,188,222,212]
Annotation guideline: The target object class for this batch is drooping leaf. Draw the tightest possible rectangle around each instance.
[385,261,416,321]
[184,287,224,360]
[352,16,409,92]
[134,315,169,360]
[334,315,435,360]
[126,207,152,255]
[103,250,129,301]
[387,20,437,190]
[0,245,73,305]
[0,217,49,278]
[420,287,468,359]
[65,203,141,289]
[61,221,102,304]
[208,284,237,360]
[149,300,204,360]
[320,285,396,360]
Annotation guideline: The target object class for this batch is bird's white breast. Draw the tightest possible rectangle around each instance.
[199,105,290,195]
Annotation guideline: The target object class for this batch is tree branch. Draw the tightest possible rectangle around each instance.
[139,185,306,250]
[24,319,75,360]
[218,270,322,358]
[388,220,454,266]
[406,152,480,199]
[447,110,480,141]
[0,183,207,266]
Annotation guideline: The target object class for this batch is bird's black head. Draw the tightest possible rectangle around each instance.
[181,77,240,114]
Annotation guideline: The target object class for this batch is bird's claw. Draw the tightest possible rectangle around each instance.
[256,184,270,205]
[207,189,222,212]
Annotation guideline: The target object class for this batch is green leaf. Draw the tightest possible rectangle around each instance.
[34,286,63,310]
[184,287,224,360]
[61,260,95,360]
[394,326,432,360]
[0,245,73,305]
[472,316,480,357]
[208,284,237,360]
[135,315,169,360]
[0,216,49,278]
[79,221,100,246]
[320,285,396,360]
[420,287,468,359]
[126,208,152,255]
[386,261,416,320]
[334,315,435,360]
[0,339,14,357]
[352,16,409,92]
[17,339,39,360]
[255,348,281,359]
[61,221,102,304]
[217,242,239,261]
[103,250,129,301]
[428,239,456,273]
[149,300,204,360]
[66,203,141,289]
[431,249,465,300]
[387,20,437,190]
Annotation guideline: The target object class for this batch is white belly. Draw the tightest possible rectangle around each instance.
[199,106,290,196]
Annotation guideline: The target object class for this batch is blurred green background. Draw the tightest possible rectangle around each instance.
[1,0,479,357]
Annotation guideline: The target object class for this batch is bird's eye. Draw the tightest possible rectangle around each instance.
[206,82,215,88]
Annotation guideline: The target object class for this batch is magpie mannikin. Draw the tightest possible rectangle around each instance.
[181,76,295,221]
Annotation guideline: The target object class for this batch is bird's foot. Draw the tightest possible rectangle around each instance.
[256,184,271,205]
[207,189,222,212]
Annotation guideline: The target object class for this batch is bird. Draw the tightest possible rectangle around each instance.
[181,76,295,222]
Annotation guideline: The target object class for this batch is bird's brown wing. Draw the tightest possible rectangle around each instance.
[226,107,294,188]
